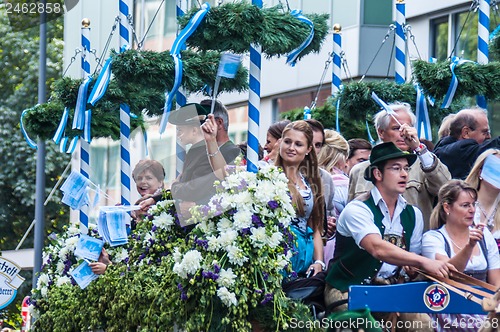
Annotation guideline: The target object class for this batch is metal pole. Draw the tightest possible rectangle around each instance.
[33,0,47,286]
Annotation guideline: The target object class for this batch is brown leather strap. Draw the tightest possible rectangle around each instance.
[449,270,498,293]
[418,270,485,306]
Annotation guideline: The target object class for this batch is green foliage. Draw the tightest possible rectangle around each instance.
[23,49,249,140]
[179,3,329,59]
[491,34,500,62]
[0,5,69,328]
[413,59,500,102]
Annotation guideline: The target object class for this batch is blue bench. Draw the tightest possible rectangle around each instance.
[348,282,493,315]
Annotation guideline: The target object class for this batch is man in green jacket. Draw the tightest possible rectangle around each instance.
[325,142,452,331]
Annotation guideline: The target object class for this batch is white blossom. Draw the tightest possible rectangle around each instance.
[226,245,248,266]
[173,250,203,279]
[217,268,237,288]
[56,276,72,286]
[153,211,175,229]
[217,286,238,307]
[249,227,267,248]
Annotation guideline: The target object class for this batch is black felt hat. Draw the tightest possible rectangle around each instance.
[168,103,210,126]
[363,142,417,181]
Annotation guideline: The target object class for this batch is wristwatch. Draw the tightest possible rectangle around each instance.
[413,143,428,156]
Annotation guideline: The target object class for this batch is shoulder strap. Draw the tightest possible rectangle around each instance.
[479,236,489,269]
[437,230,452,257]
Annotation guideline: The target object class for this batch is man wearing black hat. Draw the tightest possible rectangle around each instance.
[139,101,240,222]
[324,142,452,330]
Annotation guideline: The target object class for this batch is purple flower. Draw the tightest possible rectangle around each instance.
[138,253,146,261]
[260,293,273,305]
[195,238,208,249]
[177,283,184,291]
[237,179,248,191]
[201,205,211,217]
[254,289,263,294]
[241,228,250,235]
[267,200,279,210]
[251,215,264,227]
[152,225,157,232]
[180,292,188,301]
[262,272,269,281]
[213,264,221,274]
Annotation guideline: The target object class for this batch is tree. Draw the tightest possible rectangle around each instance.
[0,4,69,325]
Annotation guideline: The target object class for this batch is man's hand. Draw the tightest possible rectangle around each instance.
[399,123,421,151]
[421,258,455,278]
[89,262,108,275]
[201,114,218,143]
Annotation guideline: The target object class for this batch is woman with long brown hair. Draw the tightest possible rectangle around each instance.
[275,120,325,276]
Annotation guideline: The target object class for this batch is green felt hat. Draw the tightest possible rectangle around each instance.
[364,142,417,181]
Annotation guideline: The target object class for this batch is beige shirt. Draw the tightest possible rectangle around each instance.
[348,153,451,230]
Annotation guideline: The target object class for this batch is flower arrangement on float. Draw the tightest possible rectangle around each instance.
[30,167,315,331]
[166,165,306,331]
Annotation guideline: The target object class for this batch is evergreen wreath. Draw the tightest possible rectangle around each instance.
[179,2,330,58]
[23,49,249,141]
[412,59,500,102]
[23,1,330,142]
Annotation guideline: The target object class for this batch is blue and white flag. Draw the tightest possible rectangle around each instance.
[371,91,395,115]
[217,53,241,78]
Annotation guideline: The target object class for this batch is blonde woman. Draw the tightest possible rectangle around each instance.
[422,180,500,331]
[317,129,349,265]
[465,149,500,248]
[318,129,350,217]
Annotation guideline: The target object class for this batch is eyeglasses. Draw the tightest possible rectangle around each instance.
[385,166,411,173]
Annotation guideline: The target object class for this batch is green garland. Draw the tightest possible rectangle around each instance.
[413,59,500,101]
[179,3,329,59]
[23,50,249,140]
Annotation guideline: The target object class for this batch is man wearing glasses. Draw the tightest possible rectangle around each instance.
[434,107,500,179]
[349,103,451,230]
[324,142,452,331]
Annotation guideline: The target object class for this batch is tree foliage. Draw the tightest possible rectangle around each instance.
[0,4,69,326]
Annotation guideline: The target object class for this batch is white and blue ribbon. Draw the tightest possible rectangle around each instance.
[335,96,341,133]
[20,109,37,149]
[72,76,93,129]
[59,137,68,153]
[84,110,91,143]
[366,120,376,145]
[159,3,210,134]
[414,83,432,141]
[88,57,112,106]
[441,56,473,109]
[66,136,79,154]
[286,10,314,67]
[160,55,183,134]
[53,107,70,144]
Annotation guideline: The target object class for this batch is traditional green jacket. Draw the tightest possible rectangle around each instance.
[325,195,416,292]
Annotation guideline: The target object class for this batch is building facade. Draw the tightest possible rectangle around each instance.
[62,0,499,211]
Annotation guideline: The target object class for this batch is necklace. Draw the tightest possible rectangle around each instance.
[448,237,466,251]
[476,201,498,227]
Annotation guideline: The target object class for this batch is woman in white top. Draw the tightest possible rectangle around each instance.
[465,149,500,249]
[422,180,500,332]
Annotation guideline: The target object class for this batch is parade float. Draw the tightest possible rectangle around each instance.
[19,0,500,330]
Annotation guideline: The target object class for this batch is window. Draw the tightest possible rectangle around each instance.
[454,11,478,60]
[431,17,449,61]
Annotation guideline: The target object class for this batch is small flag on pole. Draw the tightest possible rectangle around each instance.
[217,52,241,78]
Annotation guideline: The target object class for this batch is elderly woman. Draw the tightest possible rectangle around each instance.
[465,149,500,248]
[131,159,165,221]
[422,179,500,331]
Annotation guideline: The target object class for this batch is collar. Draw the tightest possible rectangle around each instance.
[370,186,407,210]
